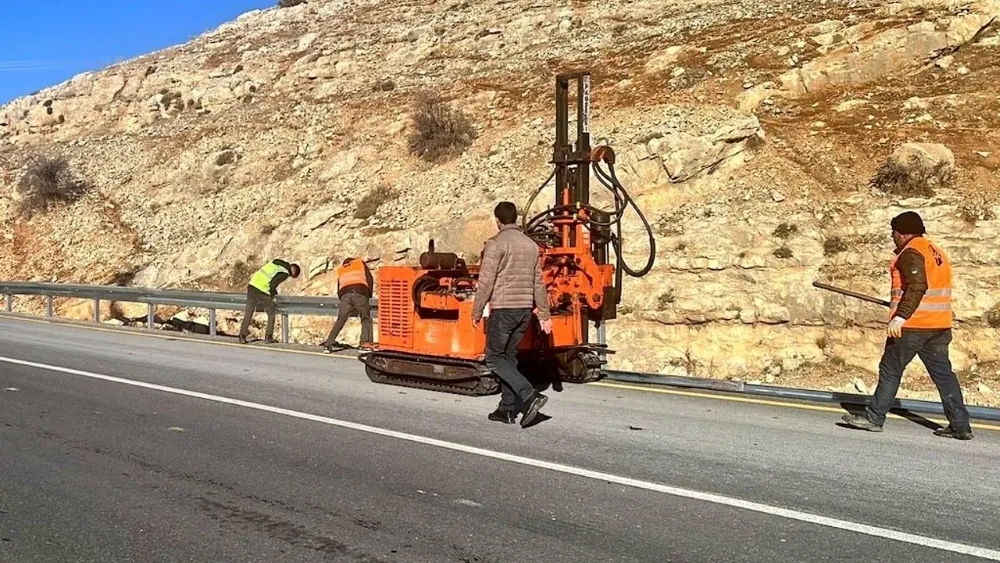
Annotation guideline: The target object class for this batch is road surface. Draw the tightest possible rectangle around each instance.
[1,316,998,562]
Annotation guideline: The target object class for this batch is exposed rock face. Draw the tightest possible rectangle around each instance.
[2,0,1000,404]
[888,143,956,187]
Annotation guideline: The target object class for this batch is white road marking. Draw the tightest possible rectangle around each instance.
[3,355,999,561]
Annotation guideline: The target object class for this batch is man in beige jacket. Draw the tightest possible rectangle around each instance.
[473,201,553,428]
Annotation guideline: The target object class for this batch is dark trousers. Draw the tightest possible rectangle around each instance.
[239,287,277,340]
[324,292,373,345]
[866,329,971,432]
[485,309,535,413]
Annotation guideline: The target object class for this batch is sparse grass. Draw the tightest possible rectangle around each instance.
[957,193,997,224]
[773,222,798,239]
[816,335,830,351]
[870,155,950,197]
[226,255,260,291]
[354,185,399,219]
[260,223,276,235]
[618,305,634,315]
[773,245,794,259]
[17,155,90,216]
[985,303,1000,328]
[674,241,688,251]
[108,268,139,286]
[362,224,403,236]
[372,79,396,92]
[407,91,477,163]
[215,150,237,166]
[823,236,848,256]
[656,290,676,310]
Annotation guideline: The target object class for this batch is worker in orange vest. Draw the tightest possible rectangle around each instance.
[841,211,972,439]
[322,257,374,352]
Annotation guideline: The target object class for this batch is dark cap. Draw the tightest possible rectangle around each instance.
[890,211,926,235]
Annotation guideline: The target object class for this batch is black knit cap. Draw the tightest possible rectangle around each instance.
[890,211,926,235]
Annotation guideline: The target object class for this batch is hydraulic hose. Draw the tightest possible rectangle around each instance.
[521,170,556,231]
[521,153,656,283]
[600,160,656,278]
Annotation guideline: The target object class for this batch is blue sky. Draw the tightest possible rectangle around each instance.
[0,0,276,104]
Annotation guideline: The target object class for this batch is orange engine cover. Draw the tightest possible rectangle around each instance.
[375,265,587,362]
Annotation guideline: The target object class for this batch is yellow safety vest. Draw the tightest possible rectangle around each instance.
[249,261,289,294]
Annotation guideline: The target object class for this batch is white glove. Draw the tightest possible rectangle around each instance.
[887,316,905,338]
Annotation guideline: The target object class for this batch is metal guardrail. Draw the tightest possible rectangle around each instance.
[3,282,998,422]
[0,282,378,344]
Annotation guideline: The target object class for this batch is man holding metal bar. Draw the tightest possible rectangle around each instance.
[837,211,973,439]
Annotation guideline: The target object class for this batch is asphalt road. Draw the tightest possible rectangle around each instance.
[1,316,999,563]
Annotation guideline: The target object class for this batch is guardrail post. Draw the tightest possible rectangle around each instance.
[93,299,100,323]
[281,314,290,344]
[147,303,154,329]
[5,294,11,313]
[46,296,54,318]
[209,309,217,337]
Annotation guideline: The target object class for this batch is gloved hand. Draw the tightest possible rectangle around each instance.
[887,316,905,339]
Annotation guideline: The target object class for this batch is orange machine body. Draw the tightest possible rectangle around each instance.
[359,70,654,396]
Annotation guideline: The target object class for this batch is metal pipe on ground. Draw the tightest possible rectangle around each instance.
[605,370,1000,423]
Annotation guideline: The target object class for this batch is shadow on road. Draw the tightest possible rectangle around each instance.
[521,413,552,429]
[838,402,943,431]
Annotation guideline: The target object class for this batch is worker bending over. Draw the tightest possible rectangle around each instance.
[323,257,374,351]
[472,201,553,428]
[841,211,972,439]
[239,259,300,344]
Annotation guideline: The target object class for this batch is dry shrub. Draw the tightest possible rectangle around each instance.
[226,255,260,291]
[656,290,676,310]
[870,155,950,197]
[278,0,307,7]
[823,236,848,256]
[354,185,399,219]
[985,303,1000,328]
[773,246,794,259]
[957,193,997,224]
[407,91,477,163]
[773,223,798,239]
[17,155,90,216]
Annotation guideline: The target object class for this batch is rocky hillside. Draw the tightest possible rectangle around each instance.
[2,0,1000,404]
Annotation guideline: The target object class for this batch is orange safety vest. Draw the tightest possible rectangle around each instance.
[889,237,952,329]
[337,259,370,290]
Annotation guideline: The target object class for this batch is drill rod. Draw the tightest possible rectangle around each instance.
[812,281,891,308]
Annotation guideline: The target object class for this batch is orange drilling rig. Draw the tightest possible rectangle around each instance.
[358,70,655,396]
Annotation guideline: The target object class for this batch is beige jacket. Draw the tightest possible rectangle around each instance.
[472,224,550,321]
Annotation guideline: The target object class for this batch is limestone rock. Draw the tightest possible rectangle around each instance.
[888,142,956,187]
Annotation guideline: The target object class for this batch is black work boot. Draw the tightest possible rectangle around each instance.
[488,408,516,424]
[841,413,883,432]
[520,393,548,428]
[933,426,973,440]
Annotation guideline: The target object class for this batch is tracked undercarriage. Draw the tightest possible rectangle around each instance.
[359,347,607,397]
